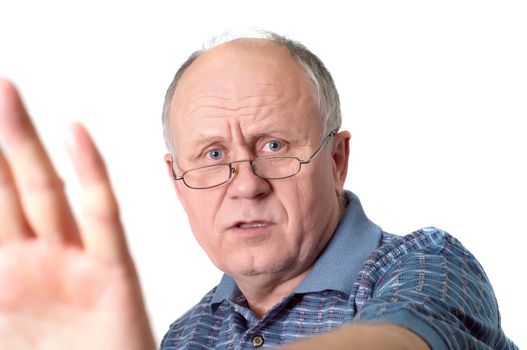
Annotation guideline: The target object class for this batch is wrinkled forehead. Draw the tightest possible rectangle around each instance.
[167,40,322,143]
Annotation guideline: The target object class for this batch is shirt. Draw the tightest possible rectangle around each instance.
[160,192,518,349]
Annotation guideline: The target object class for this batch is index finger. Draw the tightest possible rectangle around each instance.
[0,79,80,245]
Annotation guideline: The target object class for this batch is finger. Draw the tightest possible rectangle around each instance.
[0,79,80,245]
[65,123,130,263]
[0,148,33,243]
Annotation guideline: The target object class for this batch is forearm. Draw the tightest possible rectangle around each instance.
[280,323,430,350]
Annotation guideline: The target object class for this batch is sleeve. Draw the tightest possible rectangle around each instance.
[351,228,518,350]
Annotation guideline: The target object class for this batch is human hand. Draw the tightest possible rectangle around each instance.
[0,79,156,349]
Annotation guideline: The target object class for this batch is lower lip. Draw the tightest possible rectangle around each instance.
[229,224,274,238]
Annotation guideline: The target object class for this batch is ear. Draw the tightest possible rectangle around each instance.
[331,131,351,197]
[164,153,185,204]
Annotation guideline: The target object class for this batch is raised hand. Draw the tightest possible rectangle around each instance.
[0,79,156,350]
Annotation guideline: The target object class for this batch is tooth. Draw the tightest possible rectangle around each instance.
[239,223,265,228]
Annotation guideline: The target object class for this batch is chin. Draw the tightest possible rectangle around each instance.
[228,254,297,279]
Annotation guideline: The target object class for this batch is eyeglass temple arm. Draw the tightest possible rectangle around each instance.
[169,155,184,181]
[299,129,338,165]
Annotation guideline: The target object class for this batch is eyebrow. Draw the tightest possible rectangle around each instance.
[182,134,225,160]
[186,128,300,152]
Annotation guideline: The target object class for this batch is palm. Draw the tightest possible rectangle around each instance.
[0,80,156,349]
[0,242,143,349]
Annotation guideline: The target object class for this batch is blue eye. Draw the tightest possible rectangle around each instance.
[207,149,223,160]
[265,140,284,152]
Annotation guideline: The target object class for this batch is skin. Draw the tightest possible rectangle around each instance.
[165,40,351,316]
[280,323,430,350]
[0,79,156,350]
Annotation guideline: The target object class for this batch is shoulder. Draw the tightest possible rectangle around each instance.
[352,228,518,349]
[362,227,475,274]
[379,226,467,256]
[354,226,493,305]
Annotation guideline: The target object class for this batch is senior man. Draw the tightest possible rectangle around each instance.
[158,33,517,349]
[0,32,517,349]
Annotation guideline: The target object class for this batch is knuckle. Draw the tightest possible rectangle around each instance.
[83,183,120,222]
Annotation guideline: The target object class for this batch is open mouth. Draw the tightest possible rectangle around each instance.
[231,221,273,230]
[236,222,269,229]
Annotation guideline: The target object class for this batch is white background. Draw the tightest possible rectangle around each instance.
[1,0,525,347]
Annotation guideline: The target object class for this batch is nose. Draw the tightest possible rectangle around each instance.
[227,160,270,199]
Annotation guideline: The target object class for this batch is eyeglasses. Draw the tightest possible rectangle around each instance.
[171,130,337,190]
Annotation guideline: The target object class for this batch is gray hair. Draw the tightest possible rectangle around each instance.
[162,30,342,152]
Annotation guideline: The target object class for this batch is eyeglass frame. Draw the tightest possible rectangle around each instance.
[170,129,338,190]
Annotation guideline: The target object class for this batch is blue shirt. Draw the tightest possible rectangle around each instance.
[161,192,518,349]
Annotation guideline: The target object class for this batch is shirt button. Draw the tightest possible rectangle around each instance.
[252,335,265,348]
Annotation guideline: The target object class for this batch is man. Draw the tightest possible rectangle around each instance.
[0,31,517,349]
[158,32,517,349]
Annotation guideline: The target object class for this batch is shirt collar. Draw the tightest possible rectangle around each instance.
[293,191,383,294]
[211,191,383,309]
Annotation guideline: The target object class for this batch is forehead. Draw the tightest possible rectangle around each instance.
[175,40,315,104]
[178,39,309,88]
[168,40,321,150]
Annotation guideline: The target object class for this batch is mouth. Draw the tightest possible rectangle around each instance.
[229,220,274,232]
[235,222,271,229]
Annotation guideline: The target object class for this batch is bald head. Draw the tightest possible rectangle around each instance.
[171,39,316,131]
[162,31,342,153]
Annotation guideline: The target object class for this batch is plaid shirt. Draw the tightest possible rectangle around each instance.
[160,192,518,349]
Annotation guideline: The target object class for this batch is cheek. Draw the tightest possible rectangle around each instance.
[180,189,225,255]
[297,163,334,206]
[288,166,336,237]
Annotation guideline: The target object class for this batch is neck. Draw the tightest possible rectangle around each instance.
[235,266,313,318]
